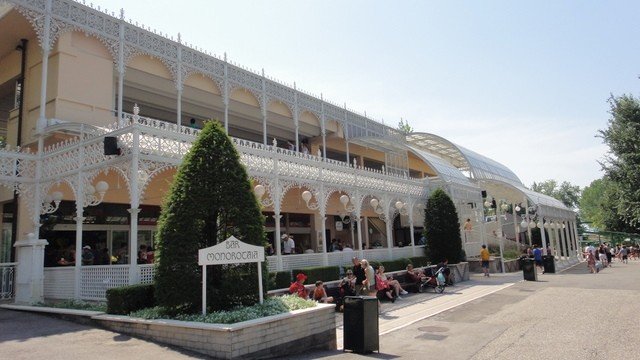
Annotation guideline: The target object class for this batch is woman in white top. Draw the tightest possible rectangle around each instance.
[361,259,376,295]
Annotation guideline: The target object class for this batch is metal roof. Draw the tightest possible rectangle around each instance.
[406,132,523,186]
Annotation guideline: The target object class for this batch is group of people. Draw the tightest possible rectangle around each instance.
[584,243,635,273]
[289,256,456,312]
[329,238,354,252]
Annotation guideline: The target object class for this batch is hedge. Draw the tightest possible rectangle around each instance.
[409,256,430,267]
[290,266,340,285]
[271,270,292,289]
[379,258,412,272]
[106,284,155,315]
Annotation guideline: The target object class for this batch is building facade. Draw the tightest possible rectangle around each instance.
[0,0,579,303]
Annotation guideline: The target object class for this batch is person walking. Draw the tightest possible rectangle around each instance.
[533,245,544,274]
[480,244,491,277]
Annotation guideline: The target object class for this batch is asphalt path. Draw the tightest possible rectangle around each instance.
[297,259,640,359]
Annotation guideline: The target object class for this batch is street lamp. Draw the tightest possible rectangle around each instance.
[301,190,319,210]
[253,184,274,207]
[41,191,64,214]
[84,181,109,207]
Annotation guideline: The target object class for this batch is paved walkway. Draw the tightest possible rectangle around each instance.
[5,259,638,360]
[297,258,640,359]
[334,272,522,348]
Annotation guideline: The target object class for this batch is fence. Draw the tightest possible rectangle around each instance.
[0,262,16,300]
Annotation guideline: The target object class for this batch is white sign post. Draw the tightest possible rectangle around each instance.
[198,235,265,315]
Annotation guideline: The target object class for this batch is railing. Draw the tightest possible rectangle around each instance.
[122,112,424,194]
[139,264,154,284]
[80,265,130,300]
[44,267,75,300]
[267,247,423,273]
[0,262,16,300]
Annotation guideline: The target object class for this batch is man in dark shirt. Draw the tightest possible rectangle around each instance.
[351,256,366,295]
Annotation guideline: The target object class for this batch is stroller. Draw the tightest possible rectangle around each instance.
[419,266,447,294]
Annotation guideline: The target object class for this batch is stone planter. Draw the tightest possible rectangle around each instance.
[92,303,336,359]
[447,262,469,283]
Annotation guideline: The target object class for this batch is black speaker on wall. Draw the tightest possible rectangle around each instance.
[481,190,487,198]
[104,136,120,155]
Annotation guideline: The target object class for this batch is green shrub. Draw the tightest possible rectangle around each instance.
[106,284,155,315]
[379,258,411,272]
[129,295,315,324]
[290,266,340,284]
[35,299,106,312]
[409,256,430,267]
[154,121,266,314]
[271,271,292,289]
[424,189,464,264]
[488,244,501,254]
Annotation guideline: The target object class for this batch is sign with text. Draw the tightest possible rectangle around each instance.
[199,236,265,314]
[198,236,265,266]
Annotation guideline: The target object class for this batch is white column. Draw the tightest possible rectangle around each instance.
[117,10,125,127]
[320,94,326,160]
[13,234,48,304]
[321,213,328,266]
[37,0,53,132]
[176,88,182,130]
[73,170,85,300]
[386,219,394,260]
[409,215,416,257]
[363,216,370,256]
[512,203,519,249]
[294,83,299,151]
[128,128,141,284]
[497,208,505,273]
[560,220,569,265]
[274,212,282,271]
[524,199,532,246]
[356,216,363,253]
[539,217,547,249]
[261,70,267,145]
[176,43,183,131]
[343,104,350,163]
[128,208,140,283]
[572,221,580,259]
[223,53,229,133]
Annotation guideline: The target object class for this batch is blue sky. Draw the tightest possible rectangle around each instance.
[93,0,640,188]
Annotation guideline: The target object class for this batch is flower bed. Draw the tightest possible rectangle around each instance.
[93,302,336,359]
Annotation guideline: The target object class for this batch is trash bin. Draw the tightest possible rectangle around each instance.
[542,255,556,273]
[343,296,379,353]
[521,257,537,281]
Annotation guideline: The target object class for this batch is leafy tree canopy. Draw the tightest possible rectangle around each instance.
[397,119,414,133]
[531,179,581,209]
[598,94,640,229]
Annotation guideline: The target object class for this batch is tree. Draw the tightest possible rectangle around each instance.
[154,121,266,314]
[397,119,413,133]
[423,188,464,264]
[599,94,640,229]
[531,179,581,209]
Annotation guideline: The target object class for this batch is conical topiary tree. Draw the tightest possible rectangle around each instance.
[154,121,265,314]
[423,188,464,264]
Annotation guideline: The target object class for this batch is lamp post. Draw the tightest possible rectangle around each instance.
[41,191,64,214]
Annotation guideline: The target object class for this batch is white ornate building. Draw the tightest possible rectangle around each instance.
[0,0,578,303]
